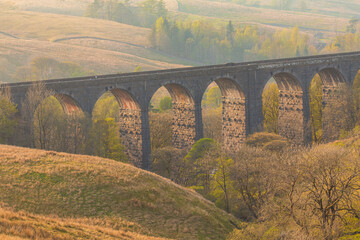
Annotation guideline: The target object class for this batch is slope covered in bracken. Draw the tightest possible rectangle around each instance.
[0,145,236,240]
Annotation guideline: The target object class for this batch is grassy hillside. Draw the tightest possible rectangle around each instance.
[0,206,169,240]
[0,145,236,239]
[0,10,194,82]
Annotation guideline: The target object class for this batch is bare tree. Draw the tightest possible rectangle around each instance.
[21,81,54,148]
[149,111,172,150]
[150,146,188,184]
[283,146,360,240]
[229,146,279,220]
[323,83,356,142]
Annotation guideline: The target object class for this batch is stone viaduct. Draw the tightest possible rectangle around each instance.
[3,52,360,169]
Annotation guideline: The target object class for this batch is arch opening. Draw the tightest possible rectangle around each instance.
[309,68,346,143]
[201,82,222,143]
[54,93,82,115]
[202,78,246,151]
[262,73,304,144]
[91,89,141,166]
[32,94,86,153]
[149,83,195,153]
[149,86,173,152]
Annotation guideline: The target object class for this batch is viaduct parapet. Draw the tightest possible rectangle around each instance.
[3,51,360,168]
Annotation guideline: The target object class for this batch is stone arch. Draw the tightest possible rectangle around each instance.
[311,68,346,142]
[316,67,346,86]
[265,72,304,144]
[153,83,196,149]
[94,88,142,167]
[212,77,246,151]
[315,68,346,105]
[164,83,194,105]
[54,93,83,115]
[110,88,141,110]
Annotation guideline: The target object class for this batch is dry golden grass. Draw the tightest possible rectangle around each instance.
[0,145,236,239]
[0,205,170,239]
[0,10,149,43]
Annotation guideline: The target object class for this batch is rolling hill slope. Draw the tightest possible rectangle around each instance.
[0,145,237,239]
[0,10,194,82]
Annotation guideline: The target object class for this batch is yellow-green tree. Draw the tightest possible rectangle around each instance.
[92,92,119,121]
[0,87,18,143]
[211,156,234,213]
[203,86,221,108]
[309,74,323,142]
[159,96,172,112]
[87,118,128,162]
[262,82,279,133]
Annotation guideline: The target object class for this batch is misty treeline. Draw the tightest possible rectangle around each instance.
[83,1,360,65]
[151,18,360,64]
[84,0,167,28]
[12,57,95,82]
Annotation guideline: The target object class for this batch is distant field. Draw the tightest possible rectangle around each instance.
[0,10,193,82]
[0,145,237,239]
[0,38,188,81]
[0,10,150,43]
[177,0,350,33]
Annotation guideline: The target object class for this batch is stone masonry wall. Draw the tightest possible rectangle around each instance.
[172,102,196,149]
[278,90,304,144]
[322,85,339,142]
[222,96,246,151]
[118,108,142,167]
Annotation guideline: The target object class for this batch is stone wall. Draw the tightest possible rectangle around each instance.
[222,96,246,151]
[278,90,304,144]
[322,85,339,142]
[172,102,196,149]
[118,108,143,167]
